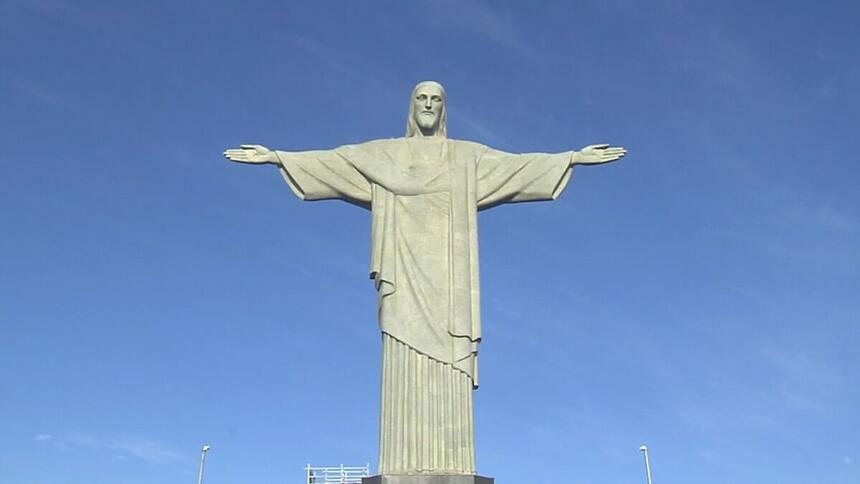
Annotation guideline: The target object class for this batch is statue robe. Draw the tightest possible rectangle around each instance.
[275,137,573,474]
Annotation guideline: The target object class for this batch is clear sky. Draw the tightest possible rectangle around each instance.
[1,1,858,483]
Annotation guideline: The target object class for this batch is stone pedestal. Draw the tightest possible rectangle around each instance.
[363,475,493,484]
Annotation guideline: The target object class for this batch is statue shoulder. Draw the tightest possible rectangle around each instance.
[448,138,490,155]
[337,137,402,154]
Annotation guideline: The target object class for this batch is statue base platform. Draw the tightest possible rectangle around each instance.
[363,475,493,484]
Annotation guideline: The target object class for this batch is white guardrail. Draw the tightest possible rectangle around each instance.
[305,464,370,484]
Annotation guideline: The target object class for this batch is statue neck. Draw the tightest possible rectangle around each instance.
[418,126,441,137]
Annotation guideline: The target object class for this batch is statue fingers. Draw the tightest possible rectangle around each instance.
[224,149,248,159]
[240,144,268,153]
[224,152,250,162]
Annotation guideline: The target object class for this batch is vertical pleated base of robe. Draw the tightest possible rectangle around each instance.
[379,333,476,475]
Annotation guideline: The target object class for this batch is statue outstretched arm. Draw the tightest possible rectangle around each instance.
[224,144,372,207]
[476,143,627,210]
[476,147,572,209]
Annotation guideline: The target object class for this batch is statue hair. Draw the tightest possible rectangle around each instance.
[406,81,447,138]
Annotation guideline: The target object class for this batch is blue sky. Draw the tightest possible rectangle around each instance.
[1,0,858,483]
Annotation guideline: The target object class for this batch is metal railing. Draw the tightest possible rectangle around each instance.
[305,464,370,484]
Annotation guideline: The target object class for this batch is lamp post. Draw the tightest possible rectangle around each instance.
[197,444,211,484]
[639,445,653,484]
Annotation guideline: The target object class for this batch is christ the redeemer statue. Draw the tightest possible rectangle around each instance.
[224,81,625,479]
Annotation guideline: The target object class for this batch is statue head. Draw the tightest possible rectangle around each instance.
[406,81,447,138]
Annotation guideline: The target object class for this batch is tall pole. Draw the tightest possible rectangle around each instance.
[197,445,211,484]
[639,445,653,484]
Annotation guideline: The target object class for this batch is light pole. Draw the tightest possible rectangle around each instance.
[197,444,211,484]
[639,445,653,484]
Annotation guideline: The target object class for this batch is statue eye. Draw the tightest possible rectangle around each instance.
[432,96,442,102]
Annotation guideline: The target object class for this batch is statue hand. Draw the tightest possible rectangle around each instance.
[223,144,278,164]
[572,144,627,165]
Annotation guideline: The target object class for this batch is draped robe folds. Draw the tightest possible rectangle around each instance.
[275,137,573,475]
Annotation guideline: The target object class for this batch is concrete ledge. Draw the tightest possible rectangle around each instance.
[362,475,493,484]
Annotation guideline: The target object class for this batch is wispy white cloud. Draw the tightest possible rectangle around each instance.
[759,347,840,412]
[286,35,368,81]
[586,0,640,16]
[267,33,407,130]
[421,0,533,55]
[675,395,777,434]
[455,108,504,145]
[0,0,81,16]
[10,81,90,115]
[34,432,185,464]
[35,434,73,451]
[671,345,842,439]
[752,186,859,270]
[703,182,859,272]
[672,16,764,92]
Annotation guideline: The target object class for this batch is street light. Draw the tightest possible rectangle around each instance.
[639,445,653,484]
[197,444,211,484]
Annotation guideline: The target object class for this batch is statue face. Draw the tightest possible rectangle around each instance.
[412,84,445,134]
